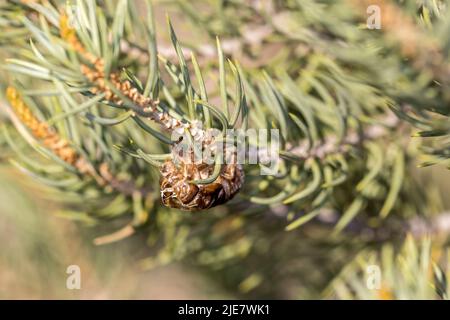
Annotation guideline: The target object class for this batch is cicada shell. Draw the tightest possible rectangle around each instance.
[159,160,244,211]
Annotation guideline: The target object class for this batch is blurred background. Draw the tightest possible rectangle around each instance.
[0,165,233,299]
[1,159,449,299]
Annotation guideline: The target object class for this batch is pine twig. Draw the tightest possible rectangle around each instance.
[3,86,151,198]
[58,12,245,211]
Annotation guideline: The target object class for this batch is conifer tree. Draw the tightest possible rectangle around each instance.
[0,0,449,298]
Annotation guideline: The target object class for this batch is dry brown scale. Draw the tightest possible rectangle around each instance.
[59,12,244,211]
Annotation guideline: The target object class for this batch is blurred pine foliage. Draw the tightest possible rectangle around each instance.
[0,0,450,299]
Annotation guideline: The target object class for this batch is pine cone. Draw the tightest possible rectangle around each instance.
[160,160,244,211]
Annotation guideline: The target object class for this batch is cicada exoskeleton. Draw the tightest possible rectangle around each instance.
[159,159,244,211]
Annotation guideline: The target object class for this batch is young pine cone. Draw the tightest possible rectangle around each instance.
[160,160,244,211]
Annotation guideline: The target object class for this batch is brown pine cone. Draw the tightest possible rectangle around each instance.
[159,160,244,211]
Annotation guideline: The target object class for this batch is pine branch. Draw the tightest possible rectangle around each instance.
[3,86,152,199]
[57,9,245,210]
[1,0,450,299]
